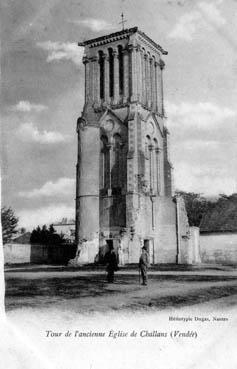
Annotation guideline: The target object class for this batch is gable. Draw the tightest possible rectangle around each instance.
[99,109,127,139]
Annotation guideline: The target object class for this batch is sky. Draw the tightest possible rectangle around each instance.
[1,0,237,229]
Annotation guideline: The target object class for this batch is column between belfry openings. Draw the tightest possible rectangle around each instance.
[104,53,110,104]
[129,45,137,102]
[83,56,89,104]
[113,50,119,104]
[123,48,129,103]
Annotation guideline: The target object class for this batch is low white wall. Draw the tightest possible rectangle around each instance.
[3,243,77,265]
[200,233,237,265]
[4,243,32,264]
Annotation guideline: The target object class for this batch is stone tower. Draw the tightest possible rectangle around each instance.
[74,27,189,265]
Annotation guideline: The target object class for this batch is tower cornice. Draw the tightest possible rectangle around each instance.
[78,26,168,55]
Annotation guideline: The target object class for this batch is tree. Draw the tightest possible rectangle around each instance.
[1,207,19,244]
[175,191,215,227]
[20,227,26,234]
[30,224,64,245]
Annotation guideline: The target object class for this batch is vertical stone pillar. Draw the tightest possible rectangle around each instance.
[92,56,100,105]
[88,58,94,103]
[83,56,89,104]
[156,61,163,115]
[144,53,148,106]
[136,45,142,103]
[163,128,173,196]
[74,120,100,264]
[127,120,135,193]
[160,59,165,116]
[113,50,119,105]
[123,48,129,103]
[154,61,159,113]
[147,56,151,108]
[104,53,110,105]
[126,113,140,263]
[141,49,146,105]
[129,45,137,102]
[75,121,81,247]
[150,58,156,111]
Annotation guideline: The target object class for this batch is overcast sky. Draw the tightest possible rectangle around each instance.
[1,0,237,229]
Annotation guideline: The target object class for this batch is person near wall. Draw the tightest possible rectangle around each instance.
[139,246,150,286]
[105,245,118,283]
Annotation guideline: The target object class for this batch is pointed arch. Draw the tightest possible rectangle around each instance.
[100,135,110,189]
[111,133,122,192]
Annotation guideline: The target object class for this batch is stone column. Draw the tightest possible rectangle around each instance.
[156,60,165,116]
[113,50,119,105]
[92,56,100,106]
[136,45,142,103]
[127,119,136,193]
[129,45,137,102]
[150,58,156,111]
[74,119,100,264]
[154,61,159,113]
[163,128,172,196]
[88,57,94,103]
[144,53,148,107]
[160,59,165,116]
[83,56,89,104]
[123,48,129,103]
[103,53,110,105]
[140,49,146,105]
[147,56,151,108]
[75,121,81,247]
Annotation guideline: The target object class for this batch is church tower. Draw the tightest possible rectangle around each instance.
[74,27,189,265]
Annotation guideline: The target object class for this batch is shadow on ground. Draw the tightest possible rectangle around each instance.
[5,273,237,312]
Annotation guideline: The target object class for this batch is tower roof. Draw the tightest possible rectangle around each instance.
[78,27,168,55]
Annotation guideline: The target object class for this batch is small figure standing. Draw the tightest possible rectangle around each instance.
[105,245,118,283]
[139,246,150,285]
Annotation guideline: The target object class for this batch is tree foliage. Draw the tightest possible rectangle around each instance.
[175,191,216,227]
[30,224,64,245]
[1,207,19,244]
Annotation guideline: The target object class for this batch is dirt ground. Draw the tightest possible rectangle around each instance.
[4,265,237,313]
[2,265,237,369]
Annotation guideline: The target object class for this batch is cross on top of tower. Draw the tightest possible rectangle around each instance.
[119,13,127,30]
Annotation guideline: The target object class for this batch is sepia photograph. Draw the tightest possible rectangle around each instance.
[1,0,237,368]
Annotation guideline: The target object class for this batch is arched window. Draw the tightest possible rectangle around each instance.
[153,138,158,193]
[108,48,114,98]
[111,134,122,192]
[145,135,151,158]
[100,135,109,189]
[118,45,124,96]
[145,135,151,190]
[99,51,104,99]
